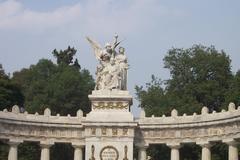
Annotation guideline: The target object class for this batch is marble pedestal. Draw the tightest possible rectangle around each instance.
[84,90,137,160]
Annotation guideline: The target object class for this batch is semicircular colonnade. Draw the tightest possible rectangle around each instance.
[0,102,240,160]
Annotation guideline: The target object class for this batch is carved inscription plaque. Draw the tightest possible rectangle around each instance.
[100,146,119,160]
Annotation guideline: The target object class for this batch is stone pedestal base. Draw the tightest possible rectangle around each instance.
[84,90,136,160]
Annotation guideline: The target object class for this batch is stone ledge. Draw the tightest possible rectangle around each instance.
[88,90,132,105]
[82,121,137,127]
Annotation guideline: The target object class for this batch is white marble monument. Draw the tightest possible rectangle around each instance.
[85,35,136,160]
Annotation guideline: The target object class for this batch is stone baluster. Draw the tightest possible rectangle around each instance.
[224,139,239,160]
[138,146,148,160]
[72,144,84,160]
[40,142,53,160]
[167,143,181,160]
[197,142,212,160]
[8,140,22,160]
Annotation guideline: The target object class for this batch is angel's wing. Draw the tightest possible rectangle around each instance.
[86,37,102,60]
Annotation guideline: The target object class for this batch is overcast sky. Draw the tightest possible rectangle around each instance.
[0,0,240,117]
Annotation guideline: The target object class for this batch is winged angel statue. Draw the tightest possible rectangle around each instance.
[86,35,128,90]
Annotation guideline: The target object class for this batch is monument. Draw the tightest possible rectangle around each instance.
[85,35,136,160]
[0,35,239,160]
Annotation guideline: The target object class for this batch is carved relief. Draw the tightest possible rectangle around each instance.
[89,145,95,160]
[123,128,128,136]
[102,128,107,135]
[123,145,128,160]
[207,127,224,136]
[100,146,119,160]
[137,123,239,142]
[92,102,128,110]
[91,128,96,135]
[0,122,83,140]
[112,128,118,136]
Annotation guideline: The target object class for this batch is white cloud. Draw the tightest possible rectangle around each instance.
[0,0,22,18]
[0,0,81,30]
[0,0,186,34]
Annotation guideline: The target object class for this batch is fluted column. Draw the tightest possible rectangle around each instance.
[73,145,84,160]
[138,146,147,160]
[167,144,181,160]
[8,140,22,160]
[225,140,239,160]
[198,142,212,160]
[40,143,52,160]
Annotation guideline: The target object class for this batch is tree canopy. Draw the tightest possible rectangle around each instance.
[12,47,94,115]
[0,64,24,110]
[135,44,240,160]
[136,44,236,116]
[0,46,95,160]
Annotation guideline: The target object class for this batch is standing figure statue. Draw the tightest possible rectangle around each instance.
[86,34,128,90]
[115,46,128,90]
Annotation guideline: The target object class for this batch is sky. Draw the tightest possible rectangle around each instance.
[0,0,240,117]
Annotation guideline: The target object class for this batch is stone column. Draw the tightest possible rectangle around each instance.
[8,140,21,160]
[73,145,84,160]
[168,144,181,160]
[138,146,147,160]
[40,143,52,160]
[225,140,239,160]
[199,143,212,160]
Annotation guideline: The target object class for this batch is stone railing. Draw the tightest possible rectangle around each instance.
[0,105,85,143]
[135,102,240,160]
[0,105,85,160]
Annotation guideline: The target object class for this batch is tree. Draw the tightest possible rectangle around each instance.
[135,75,172,116]
[12,47,94,115]
[0,64,24,110]
[136,44,236,160]
[0,64,8,79]
[52,46,80,69]
[164,45,232,112]
[10,47,94,160]
[225,70,240,107]
[12,59,57,113]
[0,65,25,159]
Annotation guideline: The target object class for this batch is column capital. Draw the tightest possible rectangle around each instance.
[136,143,149,149]
[197,142,212,148]
[40,141,53,148]
[8,139,23,147]
[223,139,238,146]
[72,143,85,149]
[167,143,181,149]
[139,146,148,150]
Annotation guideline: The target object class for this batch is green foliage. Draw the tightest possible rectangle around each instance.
[135,75,201,116]
[136,44,240,159]
[18,142,40,160]
[52,46,80,70]
[0,141,8,160]
[136,45,234,117]
[0,64,24,110]
[211,142,228,160]
[12,48,94,115]
[147,145,170,160]
[135,75,169,116]
[0,64,8,79]
[224,71,240,107]
[180,144,201,160]
[164,45,232,112]
[50,144,73,160]
[2,47,94,160]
